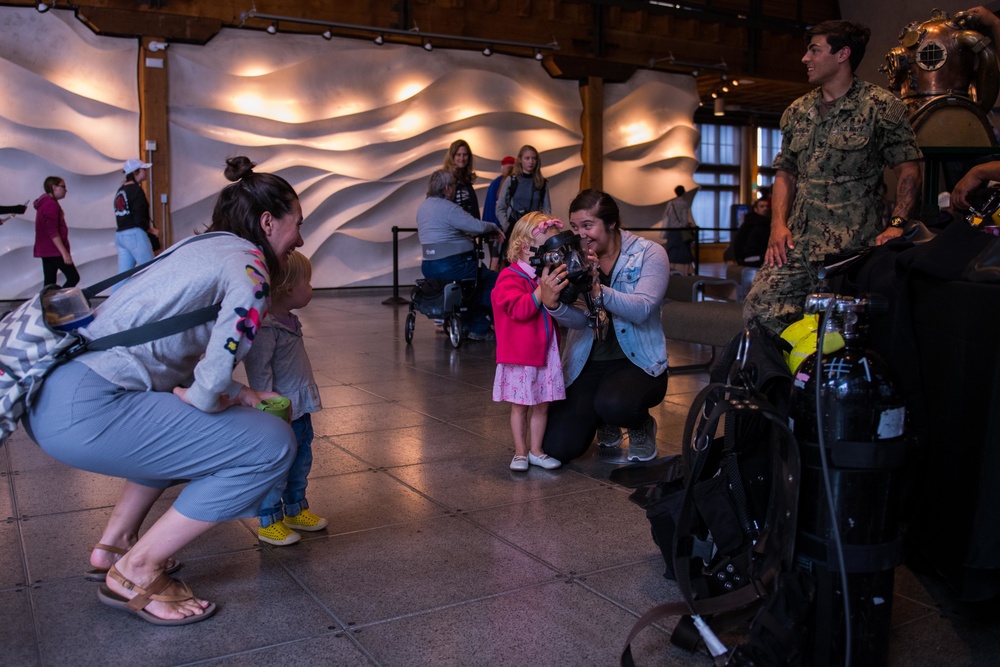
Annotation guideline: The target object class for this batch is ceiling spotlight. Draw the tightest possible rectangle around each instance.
[36,1,51,12]
[534,50,543,61]
[322,29,332,40]
[691,69,699,77]
[374,34,384,46]
[482,46,492,57]
[732,79,740,87]
[721,86,729,93]
[266,22,277,35]
[423,41,433,51]
[711,92,718,99]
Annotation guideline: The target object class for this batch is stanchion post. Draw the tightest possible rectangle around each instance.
[382,225,410,305]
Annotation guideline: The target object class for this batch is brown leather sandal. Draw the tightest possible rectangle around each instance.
[97,564,216,626]
[84,543,182,582]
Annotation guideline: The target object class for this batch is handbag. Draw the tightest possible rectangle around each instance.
[0,234,223,443]
[147,230,161,252]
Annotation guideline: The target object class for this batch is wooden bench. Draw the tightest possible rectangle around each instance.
[661,274,745,374]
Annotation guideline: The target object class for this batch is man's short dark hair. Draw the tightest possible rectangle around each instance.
[807,20,871,72]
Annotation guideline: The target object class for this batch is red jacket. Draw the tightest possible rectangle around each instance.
[33,194,69,258]
[491,262,559,367]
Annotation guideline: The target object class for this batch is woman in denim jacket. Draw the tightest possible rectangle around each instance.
[540,189,669,463]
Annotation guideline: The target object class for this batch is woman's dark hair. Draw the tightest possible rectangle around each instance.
[43,176,64,195]
[569,189,621,231]
[208,156,298,275]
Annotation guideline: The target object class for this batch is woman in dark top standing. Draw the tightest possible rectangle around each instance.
[443,139,480,218]
[495,145,551,264]
[113,158,159,276]
[496,144,551,234]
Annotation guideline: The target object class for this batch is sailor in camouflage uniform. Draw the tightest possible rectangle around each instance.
[744,20,922,333]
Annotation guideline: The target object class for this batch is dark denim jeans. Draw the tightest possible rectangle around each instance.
[421,252,498,335]
[258,413,313,527]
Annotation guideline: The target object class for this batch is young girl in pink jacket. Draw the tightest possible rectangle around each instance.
[491,212,565,471]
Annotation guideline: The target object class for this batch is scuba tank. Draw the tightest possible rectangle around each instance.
[788,293,908,667]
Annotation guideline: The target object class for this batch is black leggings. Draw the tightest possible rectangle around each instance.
[41,256,80,288]
[542,358,668,463]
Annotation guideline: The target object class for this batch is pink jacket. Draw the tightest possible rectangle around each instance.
[491,262,559,367]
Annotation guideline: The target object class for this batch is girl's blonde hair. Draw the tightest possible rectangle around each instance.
[506,211,563,263]
[272,250,312,302]
[513,145,545,191]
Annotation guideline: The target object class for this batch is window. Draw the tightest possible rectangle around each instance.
[757,126,782,196]
[693,123,741,242]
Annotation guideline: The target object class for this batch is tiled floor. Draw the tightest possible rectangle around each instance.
[2,287,999,666]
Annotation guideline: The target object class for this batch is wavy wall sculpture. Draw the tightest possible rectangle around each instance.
[0,8,699,298]
[0,8,142,299]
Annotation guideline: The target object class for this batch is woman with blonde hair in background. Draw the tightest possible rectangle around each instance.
[496,145,551,262]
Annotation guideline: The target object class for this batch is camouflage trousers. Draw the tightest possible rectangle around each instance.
[742,246,822,334]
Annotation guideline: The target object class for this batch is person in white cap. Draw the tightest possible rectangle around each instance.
[113,158,158,282]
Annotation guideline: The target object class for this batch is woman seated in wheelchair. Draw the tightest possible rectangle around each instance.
[417,169,505,341]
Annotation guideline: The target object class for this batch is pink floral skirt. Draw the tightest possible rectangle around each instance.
[492,334,565,405]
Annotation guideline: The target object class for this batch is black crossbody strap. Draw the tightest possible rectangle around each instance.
[81,232,230,299]
[80,304,221,354]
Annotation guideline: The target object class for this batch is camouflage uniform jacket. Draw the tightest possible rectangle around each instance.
[773,76,922,258]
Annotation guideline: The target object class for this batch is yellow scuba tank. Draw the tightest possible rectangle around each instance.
[780,312,845,374]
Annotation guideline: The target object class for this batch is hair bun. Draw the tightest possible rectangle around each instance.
[224,156,256,182]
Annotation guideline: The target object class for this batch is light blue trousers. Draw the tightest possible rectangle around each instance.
[114,228,155,291]
[23,361,297,523]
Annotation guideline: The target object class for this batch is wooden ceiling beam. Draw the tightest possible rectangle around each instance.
[75,7,221,44]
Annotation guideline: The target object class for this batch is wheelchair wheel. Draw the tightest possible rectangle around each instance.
[404,310,415,344]
[447,315,463,349]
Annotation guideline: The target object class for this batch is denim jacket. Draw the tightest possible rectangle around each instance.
[548,230,669,385]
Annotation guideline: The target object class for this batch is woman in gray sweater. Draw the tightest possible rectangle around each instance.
[23,156,304,625]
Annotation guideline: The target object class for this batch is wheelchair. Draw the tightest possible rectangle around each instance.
[404,238,485,349]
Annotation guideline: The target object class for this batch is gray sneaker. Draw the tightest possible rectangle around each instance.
[595,424,623,458]
[596,424,623,448]
[626,417,658,462]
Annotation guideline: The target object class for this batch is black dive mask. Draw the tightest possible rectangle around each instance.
[529,230,594,304]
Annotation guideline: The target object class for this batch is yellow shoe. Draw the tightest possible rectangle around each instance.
[283,509,328,532]
[258,521,301,546]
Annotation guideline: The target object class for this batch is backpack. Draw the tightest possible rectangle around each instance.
[0,234,223,444]
[504,174,547,229]
[612,325,805,666]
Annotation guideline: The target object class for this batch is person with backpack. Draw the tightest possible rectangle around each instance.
[21,156,304,626]
[495,145,551,251]
[660,184,697,275]
[113,158,159,280]
[482,155,516,270]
